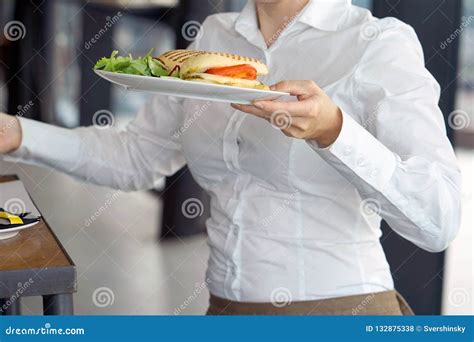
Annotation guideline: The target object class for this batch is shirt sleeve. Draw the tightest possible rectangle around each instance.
[5,95,187,191]
[307,19,462,253]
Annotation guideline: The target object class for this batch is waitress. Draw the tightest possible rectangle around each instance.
[0,0,461,315]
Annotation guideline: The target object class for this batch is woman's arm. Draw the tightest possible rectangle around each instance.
[1,95,187,191]
[234,21,462,253]
[0,113,22,154]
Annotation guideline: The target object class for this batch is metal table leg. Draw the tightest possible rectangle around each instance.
[0,297,22,315]
[43,293,74,315]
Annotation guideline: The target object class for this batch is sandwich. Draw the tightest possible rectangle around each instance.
[157,50,269,90]
[94,49,270,90]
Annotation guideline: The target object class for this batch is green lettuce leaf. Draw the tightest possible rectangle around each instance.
[94,50,169,77]
[148,57,168,77]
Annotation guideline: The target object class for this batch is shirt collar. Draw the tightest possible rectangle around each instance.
[235,0,352,40]
[298,0,352,31]
[234,1,263,48]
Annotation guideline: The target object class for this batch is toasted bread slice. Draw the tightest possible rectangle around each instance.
[158,50,268,78]
[185,73,270,90]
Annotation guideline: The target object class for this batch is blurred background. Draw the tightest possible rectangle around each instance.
[0,0,472,315]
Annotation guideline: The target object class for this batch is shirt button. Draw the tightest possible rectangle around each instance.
[344,147,352,156]
[231,224,239,233]
[356,157,365,167]
[370,169,379,178]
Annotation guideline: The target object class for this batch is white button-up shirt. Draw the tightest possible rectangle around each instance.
[7,0,461,302]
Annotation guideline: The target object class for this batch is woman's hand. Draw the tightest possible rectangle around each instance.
[231,80,343,147]
[0,113,22,154]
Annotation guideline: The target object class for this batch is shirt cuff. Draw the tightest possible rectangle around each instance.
[4,117,82,169]
[5,117,38,160]
[307,111,397,192]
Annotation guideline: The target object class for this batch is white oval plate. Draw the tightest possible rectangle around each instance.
[0,221,39,240]
[95,70,292,104]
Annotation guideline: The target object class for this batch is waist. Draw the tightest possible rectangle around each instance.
[207,290,414,315]
[206,233,393,302]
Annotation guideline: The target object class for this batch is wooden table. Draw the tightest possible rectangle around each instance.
[0,175,76,315]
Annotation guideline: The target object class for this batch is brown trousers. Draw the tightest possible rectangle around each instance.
[207,290,414,315]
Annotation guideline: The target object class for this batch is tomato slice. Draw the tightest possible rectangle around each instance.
[206,64,257,80]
